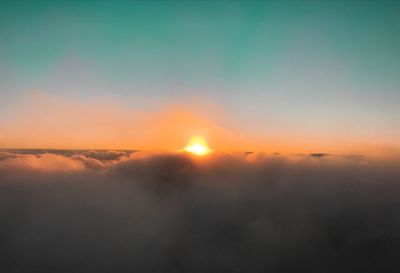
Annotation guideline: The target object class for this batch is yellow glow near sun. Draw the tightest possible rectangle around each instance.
[184,136,211,156]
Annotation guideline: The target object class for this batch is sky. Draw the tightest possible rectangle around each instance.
[0,0,399,153]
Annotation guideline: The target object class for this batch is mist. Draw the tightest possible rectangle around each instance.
[0,150,399,272]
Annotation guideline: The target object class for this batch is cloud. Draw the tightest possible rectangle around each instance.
[0,153,86,172]
[0,150,399,272]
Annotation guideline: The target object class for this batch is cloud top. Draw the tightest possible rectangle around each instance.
[0,150,399,272]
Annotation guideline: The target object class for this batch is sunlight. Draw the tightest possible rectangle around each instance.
[183,136,211,156]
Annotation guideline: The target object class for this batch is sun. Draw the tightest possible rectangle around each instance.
[183,136,211,156]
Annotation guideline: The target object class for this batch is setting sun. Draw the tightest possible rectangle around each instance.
[183,136,211,156]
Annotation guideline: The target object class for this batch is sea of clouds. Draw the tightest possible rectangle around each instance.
[0,150,399,272]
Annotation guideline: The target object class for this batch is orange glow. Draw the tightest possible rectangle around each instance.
[1,92,399,156]
[183,136,211,156]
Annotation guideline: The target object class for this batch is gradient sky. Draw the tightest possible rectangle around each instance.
[0,0,399,152]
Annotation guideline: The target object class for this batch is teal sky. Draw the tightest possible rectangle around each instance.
[1,0,399,150]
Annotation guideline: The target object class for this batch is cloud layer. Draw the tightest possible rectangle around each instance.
[0,150,400,272]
